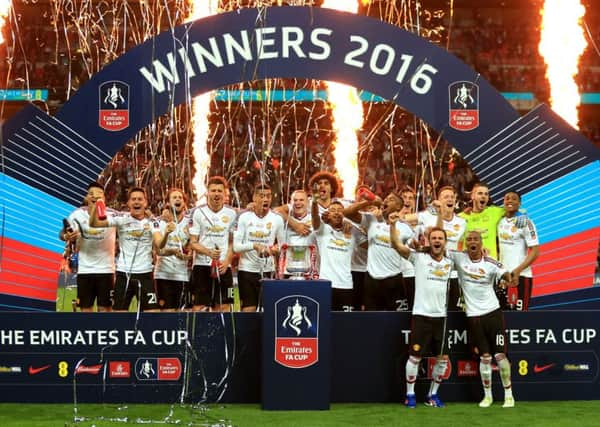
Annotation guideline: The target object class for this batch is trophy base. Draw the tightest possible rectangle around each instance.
[287,271,307,280]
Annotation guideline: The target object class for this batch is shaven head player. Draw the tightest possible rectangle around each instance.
[448,231,516,408]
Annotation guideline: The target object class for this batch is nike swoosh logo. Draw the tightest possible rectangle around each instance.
[533,363,556,373]
[28,365,51,375]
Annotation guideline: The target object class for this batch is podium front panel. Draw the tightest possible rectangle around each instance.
[261,279,331,410]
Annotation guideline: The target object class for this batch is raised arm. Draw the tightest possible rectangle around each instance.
[343,199,373,223]
[88,201,110,228]
[311,193,321,231]
[389,216,411,259]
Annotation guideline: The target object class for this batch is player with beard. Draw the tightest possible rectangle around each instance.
[90,187,162,312]
[312,197,358,311]
[154,188,192,311]
[189,176,237,312]
[233,184,285,312]
[459,182,504,259]
[448,231,515,408]
[390,223,453,408]
[344,192,414,311]
[498,191,539,311]
[418,186,467,311]
[275,171,340,238]
[62,182,116,312]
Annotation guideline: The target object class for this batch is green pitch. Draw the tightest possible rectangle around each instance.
[0,402,598,427]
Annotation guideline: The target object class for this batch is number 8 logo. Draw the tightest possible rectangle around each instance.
[58,361,69,378]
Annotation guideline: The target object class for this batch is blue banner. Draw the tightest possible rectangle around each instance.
[1,311,598,403]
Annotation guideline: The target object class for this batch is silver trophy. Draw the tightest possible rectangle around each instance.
[284,245,311,280]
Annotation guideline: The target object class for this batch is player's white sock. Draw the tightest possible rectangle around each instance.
[495,353,513,399]
[406,356,420,395]
[429,358,447,396]
[480,355,493,399]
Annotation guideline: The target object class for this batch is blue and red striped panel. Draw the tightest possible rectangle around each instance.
[0,237,62,302]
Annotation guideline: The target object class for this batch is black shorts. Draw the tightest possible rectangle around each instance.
[77,273,114,308]
[409,315,446,357]
[351,271,366,310]
[238,270,273,309]
[156,279,188,310]
[364,272,403,311]
[113,272,159,311]
[467,309,507,356]
[332,288,354,311]
[401,276,415,312]
[447,278,462,312]
[190,265,234,307]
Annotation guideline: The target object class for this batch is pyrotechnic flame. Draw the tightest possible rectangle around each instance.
[322,0,363,198]
[0,0,11,45]
[539,0,587,129]
[188,0,219,203]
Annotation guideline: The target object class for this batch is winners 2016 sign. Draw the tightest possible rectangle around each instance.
[1,7,599,314]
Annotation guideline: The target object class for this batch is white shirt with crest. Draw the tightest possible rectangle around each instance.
[68,207,116,274]
[449,251,507,317]
[233,210,285,273]
[190,205,237,266]
[154,213,191,281]
[498,216,538,278]
[108,213,158,274]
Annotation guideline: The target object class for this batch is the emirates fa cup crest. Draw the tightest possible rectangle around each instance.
[275,296,319,368]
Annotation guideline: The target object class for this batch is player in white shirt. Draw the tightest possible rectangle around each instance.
[349,188,375,311]
[312,196,357,311]
[281,190,314,248]
[189,176,237,312]
[345,192,414,311]
[277,189,318,278]
[274,171,340,238]
[448,231,515,408]
[154,188,192,311]
[498,191,539,311]
[396,187,418,311]
[233,184,285,312]
[62,182,116,312]
[90,187,162,312]
[417,186,467,311]
[391,222,453,408]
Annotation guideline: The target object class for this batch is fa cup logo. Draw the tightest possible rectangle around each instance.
[282,299,313,336]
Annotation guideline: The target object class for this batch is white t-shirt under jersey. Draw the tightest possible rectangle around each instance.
[498,216,539,278]
[154,213,191,282]
[108,213,158,274]
[362,213,414,280]
[315,222,357,290]
[189,205,237,266]
[408,251,453,317]
[449,251,507,317]
[68,207,116,274]
[233,210,285,273]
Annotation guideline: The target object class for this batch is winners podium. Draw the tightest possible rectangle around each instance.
[261,279,331,410]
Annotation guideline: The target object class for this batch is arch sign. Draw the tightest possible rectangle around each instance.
[1,6,599,310]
